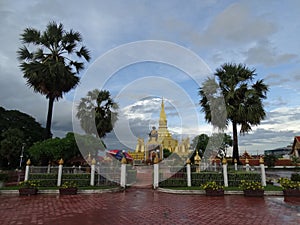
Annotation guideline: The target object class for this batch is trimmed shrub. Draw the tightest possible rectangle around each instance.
[291,173,300,181]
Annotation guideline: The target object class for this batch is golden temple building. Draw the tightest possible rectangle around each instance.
[129,98,190,162]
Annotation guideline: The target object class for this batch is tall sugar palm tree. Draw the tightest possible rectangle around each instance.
[199,63,268,164]
[17,21,91,139]
[76,89,118,139]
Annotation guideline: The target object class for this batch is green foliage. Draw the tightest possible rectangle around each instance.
[228,172,261,187]
[291,156,300,165]
[17,21,90,139]
[0,173,8,181]
[239,180,263,190]
[199,63,268,163]
[191,172,223,186]
[0,107,45,168]
[0,128,24,168]
[76,89,118,138]
[190,134,209,156]
[29,174,57,187]
[264,154,278,167]
[28,132,101,165]
[278,177,300,190]
[190,133,233,161]
[291,173,300,181]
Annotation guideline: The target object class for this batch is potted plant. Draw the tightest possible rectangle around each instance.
[278,177,300,197]
[239,180,264,197]
[201,181,224,196]
[59,181,78,195]
[18,180,39,196]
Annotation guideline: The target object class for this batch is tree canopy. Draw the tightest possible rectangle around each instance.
[190,133,233,163]
[76,89,118,139]
[17,21,91,139]
[199,63,268,163]
[28,132,102,165]
[0,106,45,169]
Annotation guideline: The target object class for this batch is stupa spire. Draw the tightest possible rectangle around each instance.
[160,97,167,122]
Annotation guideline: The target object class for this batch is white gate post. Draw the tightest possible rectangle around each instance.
[245,158,250,171]
[222,158,228,187]
[24,159,31,181]
[120,157,127,188]
[260,157,267,186]
[234,159,238,171]
[90,158,96,186]
[57,158,64,186]
[153,157,159,189]
[186,159,191,187]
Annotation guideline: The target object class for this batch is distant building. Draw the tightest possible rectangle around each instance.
[264,146,292,157]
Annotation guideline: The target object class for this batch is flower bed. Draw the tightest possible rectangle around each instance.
[278,178,300,197]
[59,181,78,195]
[239,180,264,197]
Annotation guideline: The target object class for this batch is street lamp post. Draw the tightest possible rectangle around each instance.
[19,143,25,169]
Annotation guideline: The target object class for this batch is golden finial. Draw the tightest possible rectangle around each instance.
[222,157,227,164]
[91,158,96,165]
[245,158,249,164]
[186,158,191,164]
[194,150,201,162]
[121,157,127,164]
[59,158,64,165]
[259,157,264,164]
[26,159,31,165]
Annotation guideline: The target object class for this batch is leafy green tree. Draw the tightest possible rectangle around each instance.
[0,107,45,168]
[17,21,91,139]
[190,133,232,162]
[264,154,278,167]
[0,128,24,168]
[76,89,118,139]
[28,132,101,165]
[191,134,209,157]
[199,63,268,164]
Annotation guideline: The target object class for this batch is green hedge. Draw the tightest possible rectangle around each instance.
[0,173,9,182]
[191,172,223,186]
[29,173,119,187]
[29,174,58,187]
[159,171,261,187]
[159,172,187,187]
[228,172,261,187]
[291,173,300,181]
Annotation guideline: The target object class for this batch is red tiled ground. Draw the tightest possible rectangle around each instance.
[0,189,299,225]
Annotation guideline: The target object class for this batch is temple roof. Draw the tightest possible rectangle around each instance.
[291,136,300,153]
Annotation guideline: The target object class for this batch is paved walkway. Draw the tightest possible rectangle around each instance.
[0,189,299,225]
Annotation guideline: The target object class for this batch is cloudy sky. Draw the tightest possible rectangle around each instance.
[1,0,300,155]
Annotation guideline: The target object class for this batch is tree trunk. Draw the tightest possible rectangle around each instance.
[232,120,240,164]
[45,97,54,139]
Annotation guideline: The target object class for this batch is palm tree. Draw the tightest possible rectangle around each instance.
[17,21,91,139]
[199,63,268,164]
[76,89,118,139]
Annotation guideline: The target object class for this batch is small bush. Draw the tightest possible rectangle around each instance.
[291,173,300,181]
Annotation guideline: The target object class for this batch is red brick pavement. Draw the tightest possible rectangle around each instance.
[0,189,299,225]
